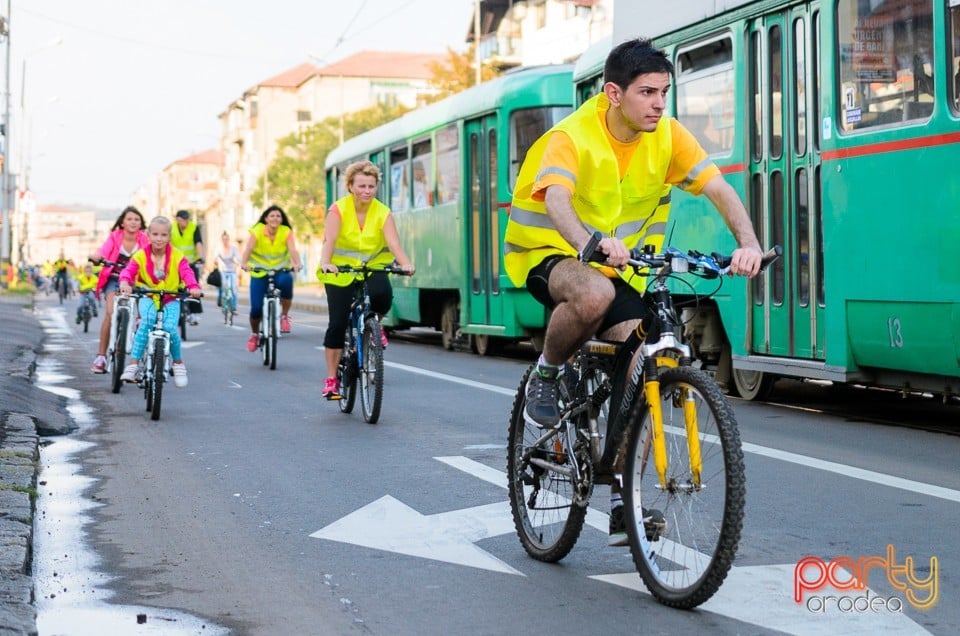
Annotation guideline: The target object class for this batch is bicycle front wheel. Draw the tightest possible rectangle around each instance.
[263,299,278,370]
[359,317,384,424]
[110,310,129,394]
[506,366,586,562]
[149,339,165,421]
[623,366,745,609]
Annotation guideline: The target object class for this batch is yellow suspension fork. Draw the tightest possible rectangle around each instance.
[646,357,702,488]
[644,357,668,489]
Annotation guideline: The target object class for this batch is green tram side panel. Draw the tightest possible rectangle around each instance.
[822,140,960,379]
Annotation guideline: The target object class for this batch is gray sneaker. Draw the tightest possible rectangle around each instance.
[523,365,562,428]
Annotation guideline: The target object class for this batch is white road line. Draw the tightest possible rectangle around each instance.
[390,362,960,504]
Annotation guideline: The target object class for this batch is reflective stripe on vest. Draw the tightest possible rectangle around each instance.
[317,196,393,287]
[504,93,674,289]
[247,223,291,278]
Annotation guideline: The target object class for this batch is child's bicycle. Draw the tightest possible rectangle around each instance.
[76,290,97,333]
[331,263,409,424]
[507,233,780,609]
[249,266,293,370]
[130,287,192,421]
[220,271,238,326]
[97,259,139,395]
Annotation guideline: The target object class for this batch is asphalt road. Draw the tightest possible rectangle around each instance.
[20,292,960,635]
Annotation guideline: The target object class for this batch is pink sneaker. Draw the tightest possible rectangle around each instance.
[246,333,259,352]
[380,330,388,348]
[280,315,291,333]
[322,376,341,400]
[91,355,107,374]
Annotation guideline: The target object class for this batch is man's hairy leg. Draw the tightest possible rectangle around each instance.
[541,259,614,366]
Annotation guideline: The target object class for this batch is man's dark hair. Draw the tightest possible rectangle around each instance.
[604,37,674,90]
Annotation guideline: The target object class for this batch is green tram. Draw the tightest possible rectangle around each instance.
[573,0,960,399]
[324,65,574,354]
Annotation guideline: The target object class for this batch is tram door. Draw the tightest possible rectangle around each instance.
[746,4,825,360]
[464,114,502,330]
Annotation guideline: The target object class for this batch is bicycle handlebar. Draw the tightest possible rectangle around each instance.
[249,266,294,274]
[128,287,203,299]
[579,231,781,279]
[332,263,413,276]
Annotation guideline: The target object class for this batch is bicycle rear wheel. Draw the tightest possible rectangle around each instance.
[110,310,129,394]
[337,327,357,413]
[506,366,587,562]
[359,317,384,424]
[149,339,165,421]
[623,366,744,609]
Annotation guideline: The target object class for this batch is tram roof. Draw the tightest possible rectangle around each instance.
[325,63,574,170]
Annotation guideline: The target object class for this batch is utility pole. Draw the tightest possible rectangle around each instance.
[0,0,10,287]
[474,0,481,86]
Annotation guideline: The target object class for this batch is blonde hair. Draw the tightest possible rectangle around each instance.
[148,216,172,231]
[345,160,381,187]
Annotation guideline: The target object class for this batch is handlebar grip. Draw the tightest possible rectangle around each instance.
[761,245,782,270]
[578,231,604,264]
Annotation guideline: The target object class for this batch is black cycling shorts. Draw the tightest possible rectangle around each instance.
[526,255,649,334]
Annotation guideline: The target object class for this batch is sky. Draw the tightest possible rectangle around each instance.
[8,0,475,210]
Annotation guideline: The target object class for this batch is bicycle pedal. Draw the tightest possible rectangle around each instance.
[325,393,343,401]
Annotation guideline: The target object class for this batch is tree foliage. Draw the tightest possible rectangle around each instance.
[250,102,408,238]
[424,44,501,103]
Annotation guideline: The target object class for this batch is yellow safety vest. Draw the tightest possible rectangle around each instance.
[171,220,199,262]
[504,93,673,292]
[247,223,291,278]
[128,247,186,308]
[77,273,98,292]
[317,196,393,287]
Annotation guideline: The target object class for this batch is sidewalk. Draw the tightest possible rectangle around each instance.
[0,291,73,635]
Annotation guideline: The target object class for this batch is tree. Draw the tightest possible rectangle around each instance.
[425,44,501,103]
[250,102,409,237]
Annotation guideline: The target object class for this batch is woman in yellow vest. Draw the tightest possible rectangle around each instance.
[74,263,99,324]
[503,37,764,547]
[117,216,202,388]
[239,205,303,352]
[317,160,415,399]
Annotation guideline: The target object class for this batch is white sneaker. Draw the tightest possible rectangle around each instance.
[172,362,188,388]
[120,364,139,383]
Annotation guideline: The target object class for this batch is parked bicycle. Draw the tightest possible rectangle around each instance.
[507,233,780,609]
[249,266,293,370]
[331,263,409,424]
[128,287,192,421]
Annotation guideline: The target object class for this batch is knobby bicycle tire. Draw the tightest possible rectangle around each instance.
[111,310,130,394]
[338,325,357,414]
[150,338,165,421]
[506,366,587,562]
[622,366,745,609]
[359,317,384,424]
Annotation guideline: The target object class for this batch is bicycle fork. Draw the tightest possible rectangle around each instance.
[640,340,703,490]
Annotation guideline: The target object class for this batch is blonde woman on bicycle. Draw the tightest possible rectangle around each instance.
[318,160,415,399]
[239,205,303,352]
[117,216,202,388]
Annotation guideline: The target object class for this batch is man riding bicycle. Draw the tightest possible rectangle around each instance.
[503,37,764,546]
[172,209,205,325]
[53,256,71,297]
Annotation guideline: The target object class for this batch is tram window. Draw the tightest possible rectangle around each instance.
[675,36,735,156]
[769,24,783,159]
[509,106,573,190]
[411,138,434,208]
[836,0,934,131]
[794,18,808,156]
[750,32,763,161]
[770,170,785,306]
[390,146,410,213]
[950,1,960,112]
[436,124,460,205]
[750,173,764,305]
[796,168,810,307]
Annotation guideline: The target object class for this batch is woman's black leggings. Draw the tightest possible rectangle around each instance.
[323,273,393,349]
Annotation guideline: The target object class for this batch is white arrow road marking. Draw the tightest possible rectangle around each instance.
[591,565,931,635]
[440,456,932,634]
[310,495,523,575]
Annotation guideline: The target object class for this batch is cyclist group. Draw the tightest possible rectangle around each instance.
[76,38,765,553]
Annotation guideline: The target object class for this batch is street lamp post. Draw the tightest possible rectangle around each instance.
[0,1,11,287]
